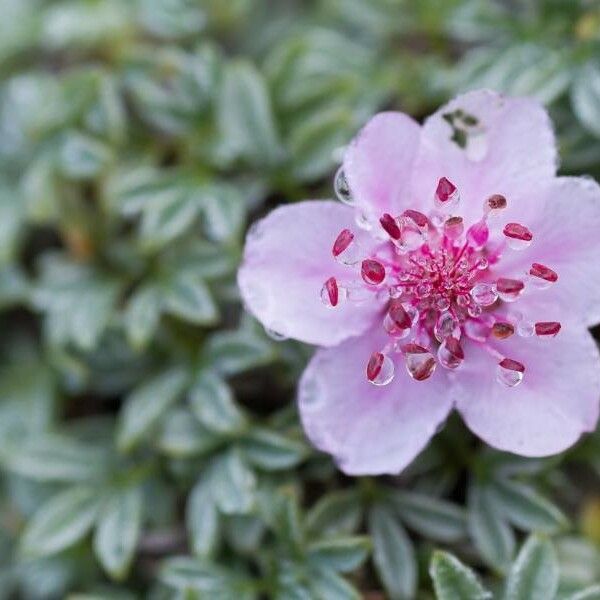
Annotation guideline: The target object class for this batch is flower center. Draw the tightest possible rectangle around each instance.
[323,172,561,388]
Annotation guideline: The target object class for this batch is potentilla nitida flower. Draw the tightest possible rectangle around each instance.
[238,90,600,475]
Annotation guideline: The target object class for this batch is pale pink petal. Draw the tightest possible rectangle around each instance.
[298,328,454,475]
[456,327,600,456]
[343,112,421,222]
[238,201,383,346]
[498,176,600,326]
[410,90,557,221]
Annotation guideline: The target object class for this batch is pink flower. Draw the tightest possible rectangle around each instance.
[238,90,600,475]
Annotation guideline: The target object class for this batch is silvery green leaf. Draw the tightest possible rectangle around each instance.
[58,131,113,180]
[189,370,246,434]
[124,285,162,350]
[504,535,559,600]
[369,504,417,600]
[430,551,491,600]
[240,428,307,471]
[186,478,219,558]
[163,270,218,325]
[308,566,361,600]
[208,450,256,515]
[305,490,362,538]
[555,537,600,590]
[572,61,600,139]
[567,586,600,600]
[158,408,221,457]
[307,536,370,573]
[468,482,515,571]
[93,486,143,580]
[117,368,188,452]
[200,183,246,242]
[21,486,102,558]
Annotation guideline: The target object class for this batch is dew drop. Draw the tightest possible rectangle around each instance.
[484,194,507,217]
[434,311,460,342]
[264,326,288,341]
[467,303,482,318]
[528,263,557,289]
[444,216,464,240]
[434,177,460,209]
[321,277,343,307]
[402,343,437,381]
[464,318,491,342]
[466,219,489,249]
[345,283,370,303]
[503,223,533,250]
[516,319,534,338]
[361,259,386,285]
[496,358,525,388]
[366,352,395,386]
[437,337,464,370]
[383,300,413,338]
[470,282,498,306]
[355,210,373,231]
[334,167,354,206]
[496,278,524,302]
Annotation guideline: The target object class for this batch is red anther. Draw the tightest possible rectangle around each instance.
[503,222,533,241]
[486,194,507,211]
[535,321,561,337]
[380,213,401,240]
[325,277,339,307]
[332,229,354,257]
[529,263,558,282]
[492,322,515,339]
[499,358,525,373]
[366,352,384,382]
[361,259,385,285]
[496,278,525,294]
[388,300,412,330]
[444,336,464,360]
[435,177,457,203]
[402,209,429,228]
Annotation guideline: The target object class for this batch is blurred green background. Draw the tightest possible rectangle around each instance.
[0,0,599,598]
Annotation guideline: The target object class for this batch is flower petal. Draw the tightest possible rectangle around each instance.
[410,90,557,221]
[456,327,600,456]
[343,112,421,222]
[238,201,383,346]
[298,328,454,475]
[499,176,600,327]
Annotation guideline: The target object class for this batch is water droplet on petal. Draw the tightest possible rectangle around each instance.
[334,167,354,206]
[366,351,395,386]
[321,277,342,307]
[470,282,498,306]
[528,263,557,289]
[361,259,386,285]
[535,321,561,338]
[265,326,288,341]
[402,343,436,381]
[398,213,428,252]
[464,318,491,342]
[383,300,413,338]
[516,319,534,337]
[345,283,370,303]
[496,358,525,388]
[355,210,373,231]
[437,337,464,370]
[484,194,507,217]
[467,303,482,317]
[496,278,524,302]
[434,177,460,209]
[434,311,460,342]
[503,222,533,250]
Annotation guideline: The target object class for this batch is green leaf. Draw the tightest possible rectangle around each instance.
[429,551,491,600]
[93,486,143,580]
[305,490,362,539]
[572,61,600,139]
[163,270,218,325]
[241,428,307,471]
[504,535,559,600]
[568,586,600,600]
[217,60,283,166]
[186,478,219,558]
[307,536,370,573]
[5,434,108,483]
[467,482,515,571]
[209,450,257,515]
[189,370,246,434]
[58,131,112,180]
[117,368,188,452]
[200,183,246,242]
[21,486,102,558]
[308,566,361,600]
[369,504,417,600]
[489,478,568,533]
[389,490,467,542]
[124,285,162,350]
[158,407,221,457]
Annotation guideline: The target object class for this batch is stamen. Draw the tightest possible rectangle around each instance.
[434,177,459,209]
[471,282,498,306]
[321,277,339,307]
[402,209,429,228]
[492,322,515,339]
[444,216,464,240]
[361,259,386,285]
[496,358,525,387]
[528,263,557,289]
[380,213,401,240]
[366,351,395,386]
[437,336,464,370]
[503,222,533,250]
[402,343,437,381]
[496,278,524,302]
[535,321,561,337]
[332,229,354,257]
[484,194,507,215]
[466,219,489,249]
[334,168,354,206]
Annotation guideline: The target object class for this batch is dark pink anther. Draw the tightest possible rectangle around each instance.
[496,278,525,294]
[444,336,464,360]
[402,209,429,228]
[529,263,558,283]
[389,300,412,330]
[499,358,525,373]
[366,352,384,382]
[332,229,354,257]
[444,216,464,239]
[503,222,533,242]
[492,322,515,339]
[535,321,561,337]
[486,194,507,211]
[380,213,401,240]
[435,177,457,203]
[361,259,385,285]
[325,277,339,306]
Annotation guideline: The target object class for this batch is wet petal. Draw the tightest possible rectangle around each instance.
[298,328,454,475]
[238,201,382,346]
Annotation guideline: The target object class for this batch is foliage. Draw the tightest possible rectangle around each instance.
[0,0,598,598]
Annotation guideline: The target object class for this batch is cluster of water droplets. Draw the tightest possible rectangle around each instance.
[320,168,561,389]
